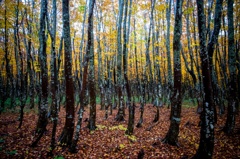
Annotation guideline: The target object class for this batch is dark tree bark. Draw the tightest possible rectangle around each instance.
[191,8,203,113]
[21,0,35,110]
[13,0,21,125]
[237,38,240,114]
[144,0,154,85]
[88,0,96,131]
[58,0,75,146]
[15,0,28,129]
[4,1,14,112]
[184,0,197,86]
[115,0,125,121]
[137,0,155,128]
[123,0,134,135]
[192,0,215,158]
[165,0,173,98]
[207,0,224,124]
[223,0,237,135]
[70,0,96,152]
[152,6,163,123]
[75,2,87,111]
[132,15,143,126]
[31,0,48,147]
[46,0,57,155]
[162,0,183,146]
[95,3,105,111]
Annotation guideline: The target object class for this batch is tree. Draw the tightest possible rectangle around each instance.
[182,0,197,100]
[124,0,134,135]
[31,0,48,147]
[115,0,125,121]
[162,0,183,146]
[47,0,58,155]
[137,0,155,128]
[165,0,173,105]
[207,0,224,124]
[88,0,97,131]
[70,0,96,152]
[14,0,27,129]
[192,0,215,158]
[58,0,75,146]
[26,1,35,110]
[223,0,237,135]
[2,0,15,113]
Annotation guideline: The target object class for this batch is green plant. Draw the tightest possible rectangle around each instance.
[54,156,65,159]
[6,150,17,155]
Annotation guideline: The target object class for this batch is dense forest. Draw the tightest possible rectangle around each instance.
[0,0,239,158]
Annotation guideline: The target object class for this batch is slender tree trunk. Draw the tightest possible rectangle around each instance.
[57,35,64,112]
[207,0,224,124]
[115,0,125,121]
[46,0,58,155]
[133,16,142,127]
[152,9,163,123]
[162,0,183,146]
[15,0,27,129]
[95,4,105,111]
[58,0,75,146]
[4,1,14,111]
[166,0,173,93]
[224,0,236,135]
[236,39,240,114]
[77,2,87,108]
[14,0,20,124]
[88,0,96,130]
[31,0,48,147]
[185,0,197,86]
[191,8,203,113]
[192,0,215,158]
[123,0,134,135]
[26,0,35,110]
[70,0,95,152]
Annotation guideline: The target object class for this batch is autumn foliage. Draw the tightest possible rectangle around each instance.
[0,105,239,158]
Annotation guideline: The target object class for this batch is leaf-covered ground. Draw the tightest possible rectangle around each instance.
[0,104,239,159]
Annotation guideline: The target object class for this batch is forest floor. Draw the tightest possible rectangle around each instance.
[0,104,240,159]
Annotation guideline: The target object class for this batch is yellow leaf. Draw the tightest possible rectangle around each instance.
[119,144,125,149]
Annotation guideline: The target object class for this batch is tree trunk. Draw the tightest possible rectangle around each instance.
[166,0,173,91]
[70,0,95,152]
[123,0,134,135]
[31,0,48,147]
[115,0,125,121]
[59,0,75,146]
[88,0,96,130]
[162,0,183,146]
[192,0,215,158]
[47,0,58,155]
[223,0,236,135]
[4,1,14,111]
[207,0,224,124]
[15,0,27,129]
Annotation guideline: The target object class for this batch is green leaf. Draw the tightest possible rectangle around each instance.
[79,5,85,13]
[54,156,65,159]
[7,150,17,155]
